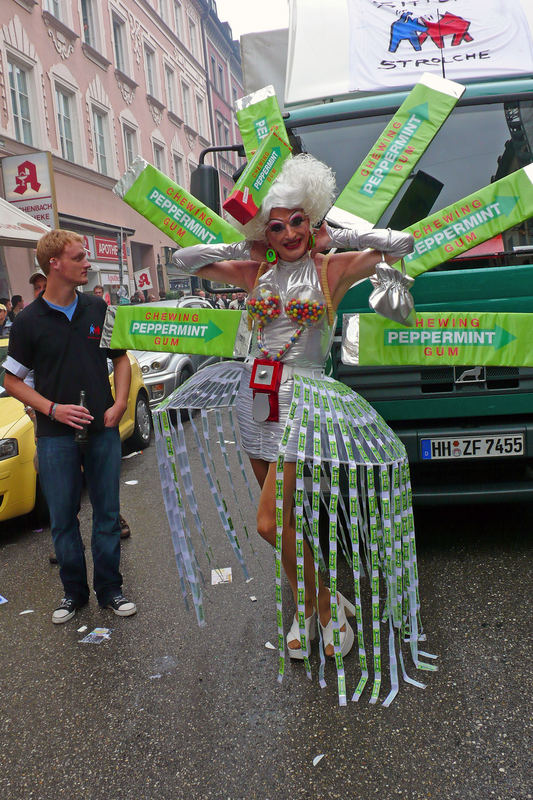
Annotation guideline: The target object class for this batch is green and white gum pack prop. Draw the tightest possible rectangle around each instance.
[235,84,289,160]
[326,73,465,232]
[401,164,533,277]
[342,311,533,368]
[101,305,251,359]
[113,156,244,247]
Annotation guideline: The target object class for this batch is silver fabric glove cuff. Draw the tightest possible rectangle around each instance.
[171,240,251,275]
[326,224,414,260]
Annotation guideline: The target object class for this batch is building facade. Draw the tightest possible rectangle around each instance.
[0,0,244,304]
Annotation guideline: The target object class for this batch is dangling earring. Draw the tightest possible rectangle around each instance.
[265,248,278,265]
[308,233,316,250]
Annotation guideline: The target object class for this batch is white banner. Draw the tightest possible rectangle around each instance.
[347,0,533,91]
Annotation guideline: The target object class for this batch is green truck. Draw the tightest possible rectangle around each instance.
[277,77,533,504]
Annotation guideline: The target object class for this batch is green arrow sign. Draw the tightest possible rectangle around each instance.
[348,312,533,367]
[108,305,249,358]
[327,73,465,229]
[115,157,244,249]
[402,166,533,277]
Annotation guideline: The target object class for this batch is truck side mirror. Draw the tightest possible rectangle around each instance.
[190,164,221,217]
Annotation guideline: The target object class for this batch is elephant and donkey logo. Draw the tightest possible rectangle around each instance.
[389,11,473,53]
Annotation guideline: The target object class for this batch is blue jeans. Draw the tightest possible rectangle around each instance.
[37,427,123,605]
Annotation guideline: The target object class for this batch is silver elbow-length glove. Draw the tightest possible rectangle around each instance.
[325,224,414,260]
[171,240,251,275]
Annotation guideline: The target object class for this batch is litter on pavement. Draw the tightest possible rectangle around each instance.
[211,567,232,584]
[79,627,112,644]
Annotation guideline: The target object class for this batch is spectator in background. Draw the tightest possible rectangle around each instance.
[29,267,47,298]
[93,285,104,298]
[159,290,167,300]
[0,304,9,337]
[8,294,24,322]
[0,298,12,332]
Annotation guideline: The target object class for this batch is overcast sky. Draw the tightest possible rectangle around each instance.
[215,0,289,40]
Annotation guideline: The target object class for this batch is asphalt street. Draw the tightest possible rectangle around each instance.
[0,423,532,800]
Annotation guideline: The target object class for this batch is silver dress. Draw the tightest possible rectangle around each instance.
[152,252,435,707]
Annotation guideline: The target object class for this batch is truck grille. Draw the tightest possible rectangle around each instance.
[420,366,519,393]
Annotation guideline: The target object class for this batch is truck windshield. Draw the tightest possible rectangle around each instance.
[289,98,533,270]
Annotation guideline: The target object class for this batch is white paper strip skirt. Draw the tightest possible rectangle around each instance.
[153,361,436,706]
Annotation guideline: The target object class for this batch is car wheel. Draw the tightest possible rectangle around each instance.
[128,392,152,449]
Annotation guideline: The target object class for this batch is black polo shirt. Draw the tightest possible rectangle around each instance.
[6,291,125,437]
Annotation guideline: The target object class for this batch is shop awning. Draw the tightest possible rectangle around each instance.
[0,196,50,247]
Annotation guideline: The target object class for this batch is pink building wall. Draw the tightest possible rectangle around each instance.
[0,0,243,303]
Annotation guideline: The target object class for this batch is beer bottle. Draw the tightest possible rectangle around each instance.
[74,390,89,444]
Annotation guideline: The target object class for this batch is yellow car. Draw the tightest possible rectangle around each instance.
[0,341,151,524]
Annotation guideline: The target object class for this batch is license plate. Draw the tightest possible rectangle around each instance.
[421,433,525,460]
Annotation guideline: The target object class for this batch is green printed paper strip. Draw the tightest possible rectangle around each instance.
[235,85,289,160]
[402,164,533,277]
[347,312,533,367]
[327,73,464,231]
[108,305,249,358]
[113,156,244,247]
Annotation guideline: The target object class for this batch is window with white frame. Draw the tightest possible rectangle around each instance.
[195,96,205,137]
[55,87,75,162]
[188,18,198,59]
[81,0,97,48]
[92,108,109,175]
[153,142,165,172]
[173,152,183,185]
[145,45,156,97]
[123,125,137,168]
[217,64,225,99]
[44,0,63,20]
[165,65,176,114]
[8,60,33,146]
[159,0,169,24]
[182,82,191,126]
[174,1,183,37]
[112,14,127,73]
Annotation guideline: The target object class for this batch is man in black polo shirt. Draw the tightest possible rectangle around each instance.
[4,229,137,623]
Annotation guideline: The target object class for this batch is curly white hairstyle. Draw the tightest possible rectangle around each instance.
[233,153,337,242]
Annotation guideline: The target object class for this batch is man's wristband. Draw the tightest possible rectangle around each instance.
[48,402,58,420]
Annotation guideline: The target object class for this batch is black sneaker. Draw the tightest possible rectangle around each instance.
[103,594,137,617]
[52,596,85,624]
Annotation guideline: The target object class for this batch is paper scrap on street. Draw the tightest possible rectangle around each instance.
[312,755,325,766]
[211,567,232,585]
[19,610,34,615]
[250,596,257,602]
[122,451,142,459]
[0,595,7,605]
[77,626,88,633]
[124,479,139,485]
[265,641,275,650]
[79,627,111,644]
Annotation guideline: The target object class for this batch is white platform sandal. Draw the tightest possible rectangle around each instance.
[320,592,355,658]
[287,611,316,660]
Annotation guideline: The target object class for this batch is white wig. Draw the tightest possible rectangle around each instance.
[236,154,336,242]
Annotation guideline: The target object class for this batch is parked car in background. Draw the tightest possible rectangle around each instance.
[0,342,150,524]
[133,295,221,408]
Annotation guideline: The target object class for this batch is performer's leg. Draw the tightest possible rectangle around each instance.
[254,459,342,653]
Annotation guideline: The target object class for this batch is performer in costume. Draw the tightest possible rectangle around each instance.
[158,155,436,705]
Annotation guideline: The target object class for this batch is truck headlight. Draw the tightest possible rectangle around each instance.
[0,439,18,460]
